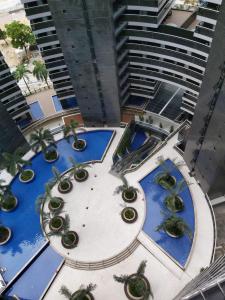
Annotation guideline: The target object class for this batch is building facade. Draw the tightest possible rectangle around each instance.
[184,0,225,199]
[0,52,31,127]
[21,0,77,109]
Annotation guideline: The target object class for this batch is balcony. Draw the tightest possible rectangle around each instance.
[198,7,219,20]
[31,20,55,32]
[35,34,58,46]
[25,4,50,17]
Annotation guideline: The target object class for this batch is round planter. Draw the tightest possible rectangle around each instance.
[0,226,12,245]
[124,274,150,300]
[122,189,137,203]
[19,169,35,183]
[48,198,64,212]
[61,231,79,249]
[165,228,182,238]
[49,216,64,232]
[44,150,59,163]
[72,139,87,151]
[121,207,138,224]
[1,196,18,212]
[58,179,73,194]
[165,195,184,213]
[74,169,89,182]
[158,175,176,189]
[71,291,94,300]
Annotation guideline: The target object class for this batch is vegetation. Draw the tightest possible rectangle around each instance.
[13,63,31,93]
[114,261,153,299]
[170,125,174,133]
[159,122,163,129]
[156,213,192,239]
[164,180,188,212]
[0,29,8,45]
[0,147,32,177]
[69,157,90,181]
[0,181,17,211]
[116,127,132,157]
[5,21,35,57]
[63,120,86,150]
[122,207,138,223]
[0,225,11,244]
[60,283,97,300]
[148,116,153,124]
[155,156,178,189]
[30,128,57,161]
[115,174,138,202]
[51,167,72,193]
[33,60,49,87]
[139,114,144,122]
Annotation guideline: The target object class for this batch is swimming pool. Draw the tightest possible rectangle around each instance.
[140,159,195,267]
[0,130,114,283]
[130,127,148,151]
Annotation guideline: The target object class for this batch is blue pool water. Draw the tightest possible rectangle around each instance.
[140,159,195,267]
[52,95,63,112]
[29,102,44,120]
[0,130,113,283]
[5,246,63,300]
[130,128,148,151]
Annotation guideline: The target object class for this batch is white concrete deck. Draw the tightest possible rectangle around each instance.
[43,129,215,300]
[44,129,146,262]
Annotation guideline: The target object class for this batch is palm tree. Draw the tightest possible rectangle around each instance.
[60,283,97,300]
[69,157,91,182]
[36,183,63,213]
[63,120,86,150]
[51,166,72,193]
[114,261,153,299]
[30,128,57,160]
[0,147,31,177]
[154,156,182,189]
[13,64,31,93]
[32,60,49,87]
[156,212,192,239]
[0,29,8,45]
[114,174,139,202]
[164,180,188,212]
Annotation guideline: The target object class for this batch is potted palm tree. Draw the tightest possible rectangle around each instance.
[12,63,32,93]
[63,120,86,151]
[115,175,139,203]
[0,180,18,212]
[30,128,58,162]
[0,224,12,245]
[60,283,97,300]
[51,167,73,194]
[114,260,153,300]
[164,180,188,213]
[69,157,91,182]
[1,148,35,183]
[155,157,176,189]
[156,213,192,239]
[121,207,138,224]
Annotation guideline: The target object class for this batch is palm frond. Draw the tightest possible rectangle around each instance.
[59,285,72,299]
[113,274,129,283]
[137,260,147,276]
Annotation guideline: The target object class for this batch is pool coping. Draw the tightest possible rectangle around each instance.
[137,159,197,270]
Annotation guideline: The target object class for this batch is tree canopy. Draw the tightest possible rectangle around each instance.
[5,21,35,55]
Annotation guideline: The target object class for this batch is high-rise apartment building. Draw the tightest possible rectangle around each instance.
[0,51,31,127]
[184,0,225,199]
[21,0,77,110]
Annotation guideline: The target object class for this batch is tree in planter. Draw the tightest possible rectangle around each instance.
[0,148,34,183]
[51,167,73,194]
[156,212,192,239]
[5,21,35,58]
[0,224,12,245]
[30,128,58,162]
[63,120,86,151]
[0,29,8,45]
[114,260,153,300]
[36,183,64,214]
[13,64,32,93]
[154,156,182,189]
[170,125,174,133]
[0,180,17,212]
[60,283,97,300]
[114,174,139,203]
[69,157,91,182]
[165,180,190,212]
[33,60,50,87]
[159,122,163,129]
